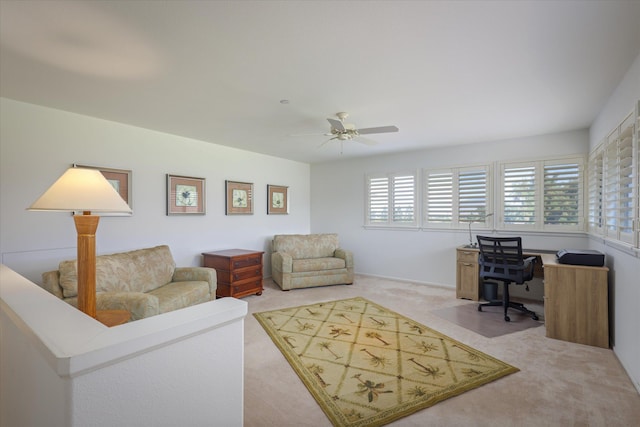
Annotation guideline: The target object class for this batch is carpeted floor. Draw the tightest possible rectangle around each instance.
[255,297,518,426]
[431,301,543,338]
[243,275,640,426]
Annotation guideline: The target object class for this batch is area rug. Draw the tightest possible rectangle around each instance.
[254,297,519,427]
[431,303,543,338]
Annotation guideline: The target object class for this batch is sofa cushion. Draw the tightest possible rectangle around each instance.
[59,245,176,298]
[273,234,338,259]
[149,281,211,314]
[292,257,346,273]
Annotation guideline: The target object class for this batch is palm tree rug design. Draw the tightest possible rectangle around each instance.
[254,297,519,427]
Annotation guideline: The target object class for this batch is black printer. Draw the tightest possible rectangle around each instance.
[556,249,605,267]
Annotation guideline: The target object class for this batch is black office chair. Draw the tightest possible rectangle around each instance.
[476,236,539,322]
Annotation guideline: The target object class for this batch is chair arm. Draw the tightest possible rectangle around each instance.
[41,270,64,299]
[334,248,354,268]
[272,252,292,273]
[173,267,217,297]
[523,256,536,278]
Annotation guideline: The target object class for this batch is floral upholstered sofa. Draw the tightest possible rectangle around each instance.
[271,233,354,290]
[41,245,217,321]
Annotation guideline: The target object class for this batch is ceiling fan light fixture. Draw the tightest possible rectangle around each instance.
[336,112,349,121]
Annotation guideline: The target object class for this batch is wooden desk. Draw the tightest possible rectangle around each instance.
[455,245,609,348]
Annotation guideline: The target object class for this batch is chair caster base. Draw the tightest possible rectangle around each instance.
[478,301,538,322]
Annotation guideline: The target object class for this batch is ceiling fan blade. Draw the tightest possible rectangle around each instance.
[356,125,399,135]
[327,118,346,131]
[289,132,331,137]
[354,136,378,146]
[319,136,338,148]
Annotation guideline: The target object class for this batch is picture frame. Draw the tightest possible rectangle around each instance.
[225,180,253,215]
[167,174,206,215]
[267,184,288,214]
[73,164,132,216]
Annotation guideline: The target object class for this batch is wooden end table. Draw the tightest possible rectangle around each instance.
[202,249,264,298]
[96,309,130,327]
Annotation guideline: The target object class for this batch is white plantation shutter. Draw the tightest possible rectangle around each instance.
[392,174,416,224]
[459,169,489,222]
[424,171,453,225]
[503,165,536,226]
[636,105,640,247]
[367,176,389,224]
[618,124,634,242]
[423,166,490,228]
[500,157,584,231]
[603,113,635,244]
[543,162,582,228]
[366,171,417,227]
[588,149,604,234]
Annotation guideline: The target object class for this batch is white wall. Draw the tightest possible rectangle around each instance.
[310,52,640,394]
[310,129,590,287]
[1,265,247,427]
[588,52,640,393]
[0,98,310,283]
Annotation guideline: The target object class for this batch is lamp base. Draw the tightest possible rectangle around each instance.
[73,214,99,318]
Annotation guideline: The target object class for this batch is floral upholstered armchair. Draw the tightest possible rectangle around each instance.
[271,233,354,290]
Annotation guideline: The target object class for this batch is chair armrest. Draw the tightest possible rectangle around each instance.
[334,248,353,268]
[523,256,536,278]
[41,270,64,299]
[271,252,292,273]
[173,267,217,297]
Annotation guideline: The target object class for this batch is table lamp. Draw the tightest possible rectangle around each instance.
[28,167,132,318]
[467,213,493,247]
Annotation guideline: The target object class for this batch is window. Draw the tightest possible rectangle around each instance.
[543,162,582,227]
[503,165,536,226]
[499,157,584,232]
[588,106,639,248]
[587,148,604,234]
[365,171,418,227]
[602,112,635,244]
[423,165,491,229]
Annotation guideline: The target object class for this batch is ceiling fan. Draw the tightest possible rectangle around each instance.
[325,111,398,142]
[293,112,399,152]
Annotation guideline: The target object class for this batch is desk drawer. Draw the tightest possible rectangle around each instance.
[457,250,478,264]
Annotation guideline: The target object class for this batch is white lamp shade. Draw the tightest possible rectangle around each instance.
[28,167,132,213]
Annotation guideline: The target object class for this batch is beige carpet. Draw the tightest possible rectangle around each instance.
[244,276,640,426]
[431,302,543,338]
[255,297,518,427]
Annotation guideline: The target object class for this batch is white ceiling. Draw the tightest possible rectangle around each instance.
[1,0,639,164]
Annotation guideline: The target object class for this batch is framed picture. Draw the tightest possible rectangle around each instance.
[167,174,206,215]
[267,184,288,214]
[74,164,132,216]
[225,180,253,215]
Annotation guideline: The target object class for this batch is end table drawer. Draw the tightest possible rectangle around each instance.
[217,266,262,283]
[232,279,263,295]
[217,278,263,299]
[232,255,261,269]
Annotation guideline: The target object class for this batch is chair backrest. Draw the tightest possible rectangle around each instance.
[476,236,531,284]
